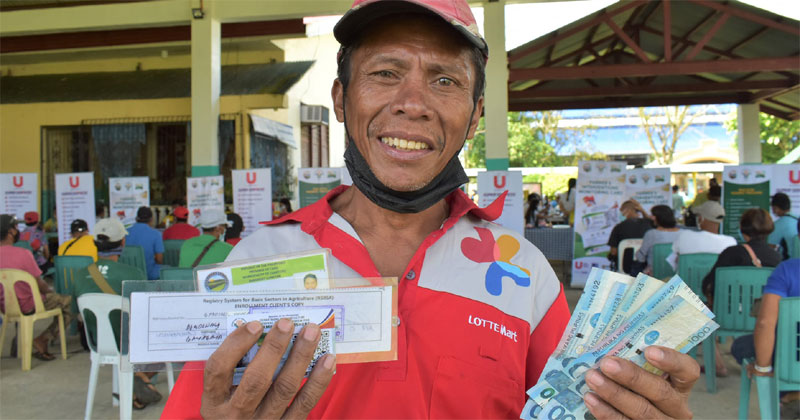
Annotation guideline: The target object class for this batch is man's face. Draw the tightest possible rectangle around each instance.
[333,16,483,192]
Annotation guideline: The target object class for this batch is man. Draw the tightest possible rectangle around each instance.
[607,200,653,274]
[691,178,719,208]
[671,185,685,221]
[163,1,700,418]
[178,209,232,267]
[0,214,72,361]
[125,207,164,280]
[57,219,98,261]
[767,192,798,260]
[162,206,200,240]
[668,200,737,270]
[20,211,51,272]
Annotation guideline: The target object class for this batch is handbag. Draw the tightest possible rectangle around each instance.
[742,243,764,317]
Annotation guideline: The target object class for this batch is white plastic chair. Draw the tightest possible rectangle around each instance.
[78,293,174,420]
[617,238,643,273]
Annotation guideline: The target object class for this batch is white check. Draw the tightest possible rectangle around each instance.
[129,286,395,364]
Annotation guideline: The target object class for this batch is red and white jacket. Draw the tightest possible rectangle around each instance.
[161,186,569,419]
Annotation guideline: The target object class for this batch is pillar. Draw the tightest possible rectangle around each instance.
[737,104,761,164]
[190,2,221,176]
[483,0,509,171]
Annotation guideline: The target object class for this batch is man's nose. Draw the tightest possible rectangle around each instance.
[389,74,433,120]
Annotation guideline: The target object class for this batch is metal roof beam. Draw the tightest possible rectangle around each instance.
[685,13,729,61]
[689,0,800,36]
[604,16,651,62]
[508,79,797,99]
[509,56,800,81]
[509,93,749,111]
[663,0,672,61]
[748,84,800,103]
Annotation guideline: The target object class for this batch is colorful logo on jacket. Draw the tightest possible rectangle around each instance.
[460,227,531,296]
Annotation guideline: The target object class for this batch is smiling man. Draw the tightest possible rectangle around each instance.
[162,1,700,419]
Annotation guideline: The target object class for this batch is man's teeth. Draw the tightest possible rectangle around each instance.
[381,137,429,151]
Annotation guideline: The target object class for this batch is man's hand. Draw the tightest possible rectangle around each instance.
[583,346,699,419]
[200,319,335,419]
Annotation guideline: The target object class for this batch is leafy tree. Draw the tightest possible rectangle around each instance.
[638,106,703,165]
[465,111,596,168]
[725,112,800,163]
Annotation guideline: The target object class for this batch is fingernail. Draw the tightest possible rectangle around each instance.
[647,347,664,361]
[586,370,605,386]
[246,321,262,334]
[276,318,293,333]
[601,358,621,374]
[323,353,336,370]
[584,392,599,407]
[303,324,319,340]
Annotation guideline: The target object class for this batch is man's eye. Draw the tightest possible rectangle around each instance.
[375,70,394,78]
[436,77,455,86]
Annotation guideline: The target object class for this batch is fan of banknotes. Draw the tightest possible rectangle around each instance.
[521,268,719,420]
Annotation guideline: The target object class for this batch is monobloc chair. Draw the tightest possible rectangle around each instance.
[0,269,67,370]
[677,253,718,301]
[53,255,93,294]
[704,266,773,393]
[617,238,642,274]
[78,293,175,420]
[738,297,800,420]
[119,245,147,277]
[162,240,184,267]
[159,267,194,281]
[13,241,34,252]
[651,242,675,279]
[790,235,800,259]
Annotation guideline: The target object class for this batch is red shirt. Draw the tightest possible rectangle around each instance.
[0,245,44,314]
[161,186,570,419]
[162,223,200,241]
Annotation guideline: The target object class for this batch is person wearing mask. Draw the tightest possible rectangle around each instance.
[767,193,798,260]
[224,213,245,246]
[634,204,681,276]
[57,219,98,261]
[0,214,73,361]
[163,1,701,418]
[607,200,653,274]
[20,211,51,272]
[668,200,737,270]
[557,178,576,225]
[162,206,200,240]
[178,209,233,267]
[125,207,164,280]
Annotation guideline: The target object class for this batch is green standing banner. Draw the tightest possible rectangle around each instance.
[722,164,800,237]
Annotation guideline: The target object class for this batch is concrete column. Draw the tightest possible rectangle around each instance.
[737,104,761,164]
[483,0,509,171]
[190,2,221,176]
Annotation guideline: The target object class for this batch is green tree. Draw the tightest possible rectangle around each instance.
[725,113,800,163]
[465,111,596,168]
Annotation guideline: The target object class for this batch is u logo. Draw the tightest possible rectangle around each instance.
[246,172,257,184]
[12,176,23,187]
[69,176,80,188]
[789,170,800,184]
[493,175,506,189]
[574,261,584,269]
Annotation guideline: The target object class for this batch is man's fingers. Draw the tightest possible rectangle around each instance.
[259,324,322,418]
[644,346,700,394]
[228,318,295,415]
[584,392,631,420]
[282,353,336,420]
[202,321,265,413]
[586,366,671,420]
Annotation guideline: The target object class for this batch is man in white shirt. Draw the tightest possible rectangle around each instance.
[668,200,736,269]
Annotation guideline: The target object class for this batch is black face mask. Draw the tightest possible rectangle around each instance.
[344,134,468,214]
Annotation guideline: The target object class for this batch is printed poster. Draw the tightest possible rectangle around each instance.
[477,170,524,235]
[109,177,150,228]
[232,168,272,239]
[571,161,627,287]
[55,172,96,245]
[722,165,772,237]
[1,173,38,229]
[625,168,671,212]
[298,168,343,208]
[187,175,225,227]
[771,164,800,218]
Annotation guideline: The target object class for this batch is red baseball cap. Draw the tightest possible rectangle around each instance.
[24,211,39,224]
[174,206,189,219]
[334,0,488,59]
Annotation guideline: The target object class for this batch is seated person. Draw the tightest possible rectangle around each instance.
[767,193,798,260]
[162,206,200,241]
[607,199,653,274]
[224,213,244,246]
[125,207,164,280]
[668,200,737,270]
[57,219,98,261]
[731,258,800,415]
[634,205,680,276]
[179,209,233,268]
[20,211,51,272]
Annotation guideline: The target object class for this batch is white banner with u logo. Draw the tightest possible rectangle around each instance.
[1,173,38,230]
[232,168,272,238]
[109,176,150,228]
[55,172,96,244]
[477,170,524,235]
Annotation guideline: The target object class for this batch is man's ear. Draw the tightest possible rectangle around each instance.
[466,96,484,139]
[332,79,345,123]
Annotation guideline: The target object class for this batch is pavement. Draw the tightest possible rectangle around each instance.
[0,287,768,419]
